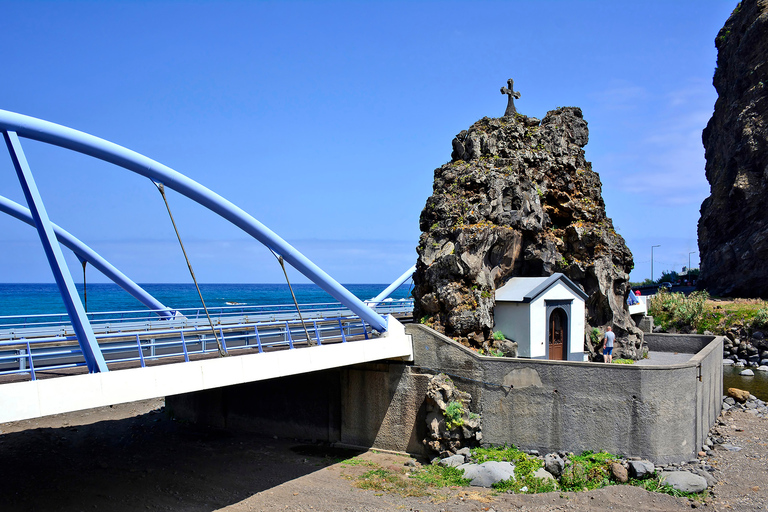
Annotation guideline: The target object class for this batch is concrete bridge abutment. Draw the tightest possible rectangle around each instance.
[166,361,433,455]
[168,325,723,464]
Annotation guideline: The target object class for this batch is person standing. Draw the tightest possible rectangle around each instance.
[603,326,615,363]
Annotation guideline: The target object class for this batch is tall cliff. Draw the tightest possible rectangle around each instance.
[699,0,768,297]
[413,107,644,359]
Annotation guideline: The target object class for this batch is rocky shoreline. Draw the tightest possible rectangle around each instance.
[720,327,768,367]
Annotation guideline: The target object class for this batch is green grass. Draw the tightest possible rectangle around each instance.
[341,456,377,467]
[411,463,472,487]
[353,461,471,497]
[612,358,635,365]
[355,468,430,496]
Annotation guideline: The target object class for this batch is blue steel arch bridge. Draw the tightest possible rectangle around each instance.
[0,109,415,424]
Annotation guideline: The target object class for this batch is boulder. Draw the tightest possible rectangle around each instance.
[544,453,565,477]
[692,467,717,488]
[698,0,768,298]
[413,106,643,357]
[459,461,515,488]
[439,454,466,468]
[533,468,557,484]
[660,471,708,493]
[728,387,750,403]
[628,460,655,480]
[610,463,628,483]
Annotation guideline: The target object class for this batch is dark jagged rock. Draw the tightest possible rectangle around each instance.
[413,108,644,359]
[699,0,768,298]
[424,374,481,455]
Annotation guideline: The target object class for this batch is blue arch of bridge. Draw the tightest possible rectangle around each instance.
[0,110,387,337]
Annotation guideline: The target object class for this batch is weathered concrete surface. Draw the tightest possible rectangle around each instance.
[168,328,722,465]
[645,333,714,354]
[340,363,430,454]
[167,363,431,455]
[407,324,723,464]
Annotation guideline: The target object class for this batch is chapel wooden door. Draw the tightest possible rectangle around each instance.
[549,308,567,360]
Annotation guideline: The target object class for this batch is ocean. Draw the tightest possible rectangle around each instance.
[0,283,414,318]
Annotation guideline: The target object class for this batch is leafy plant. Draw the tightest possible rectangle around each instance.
[558,451,615,492]
[444,400,465,430]
[492,330,506,341]
[612,358,635,365]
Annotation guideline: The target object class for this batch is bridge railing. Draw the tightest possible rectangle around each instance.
[0,300,414,341]
[0,300,414,381]
[0,314,371,381]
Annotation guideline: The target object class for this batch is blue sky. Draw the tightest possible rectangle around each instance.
[0,0,736,285]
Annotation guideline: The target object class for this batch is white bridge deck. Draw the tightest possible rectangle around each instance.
[0,302,414,424]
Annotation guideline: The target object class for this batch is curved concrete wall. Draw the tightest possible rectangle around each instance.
[407,325,723,464]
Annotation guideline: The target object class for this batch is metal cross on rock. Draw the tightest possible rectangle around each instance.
[501,78,521,117]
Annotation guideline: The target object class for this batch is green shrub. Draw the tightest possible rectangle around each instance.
[444,400,465,430]
[559,451,615,492]
[648,290,709,331]
[492,330,506,341]
[472,444,527,463]
[753,308,768,329]
[589,327,601,345]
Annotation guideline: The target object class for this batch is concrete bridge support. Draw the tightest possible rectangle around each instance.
[166,361,431,455]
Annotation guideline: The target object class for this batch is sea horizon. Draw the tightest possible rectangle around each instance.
[0,282,414,318]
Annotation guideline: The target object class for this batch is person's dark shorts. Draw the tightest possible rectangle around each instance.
[603,346,613,356]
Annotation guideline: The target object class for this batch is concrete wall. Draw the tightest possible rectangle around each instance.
[168,326,722,465]
[407,324,723,464]
[166,362,431,455]
[645,333,713,354]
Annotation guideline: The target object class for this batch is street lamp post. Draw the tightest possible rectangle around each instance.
[651,245,660,283]
[688,251,696,272]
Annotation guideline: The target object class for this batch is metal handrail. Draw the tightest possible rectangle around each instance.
[0,306,395,381]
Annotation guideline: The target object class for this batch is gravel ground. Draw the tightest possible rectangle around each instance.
[0,398,765,511]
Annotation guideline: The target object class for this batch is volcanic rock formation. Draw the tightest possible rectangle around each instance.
[413,107,644,359]
[699,0,768,298]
